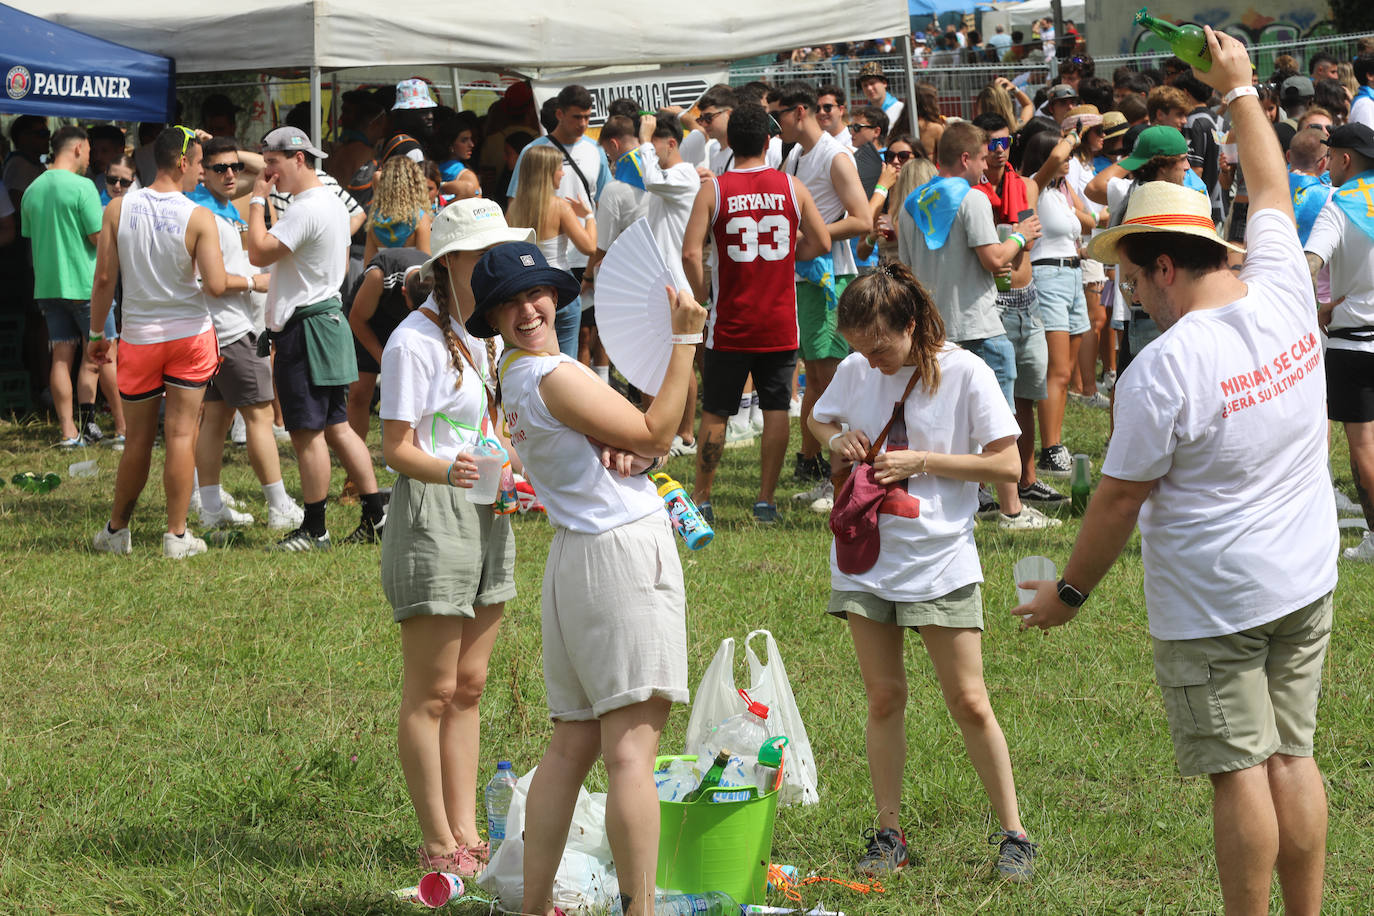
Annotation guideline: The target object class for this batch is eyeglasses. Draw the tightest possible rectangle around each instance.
[884,149,915,164]
[174,125,196,157]
[849,123,878,132]
[1120,267,1152,298]
[767,114,782,136]
[987,136,1012,152]
[209,161,246,174]
[108,176,134,188]
[698,108,730,127]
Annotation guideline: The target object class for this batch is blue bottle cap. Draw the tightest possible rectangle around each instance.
[497,760,513,769]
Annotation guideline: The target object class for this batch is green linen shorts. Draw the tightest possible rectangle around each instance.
[828,582,983,631]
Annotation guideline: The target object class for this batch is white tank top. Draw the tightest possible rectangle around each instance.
[117,188,212,345]
[1033,184,1081,261]
[537,232,569,270]
[206,212,255,346]
[786,131,858,275]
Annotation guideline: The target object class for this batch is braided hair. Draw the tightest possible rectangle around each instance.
[431,258,500,406]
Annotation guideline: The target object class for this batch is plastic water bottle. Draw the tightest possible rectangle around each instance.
[651,472,713,549]
[703,691,771,763]
[484,761,518,852]
[1070,454,1092,515]
[654,890,741,915]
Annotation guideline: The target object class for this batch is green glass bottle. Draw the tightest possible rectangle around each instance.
[683,750,731,803]
[1135,8,1211,71]
[40,473,60,493]
[1070,454,1092,515]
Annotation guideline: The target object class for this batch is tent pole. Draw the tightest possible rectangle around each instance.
[310,65,323,152]
[904,32,919,150]
[451,67,464,111]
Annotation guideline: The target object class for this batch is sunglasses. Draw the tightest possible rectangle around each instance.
[108,176,134,188]
[849,123,878,132]
[698,108,729,127]
[174,125,196,157]
[209,161,246,174]
[987,136,1012,152]
[818,103,840,113]
[884,149,915,164]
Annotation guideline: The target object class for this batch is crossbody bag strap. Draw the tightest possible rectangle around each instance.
[546,135,594,201]
[862,369,923,463]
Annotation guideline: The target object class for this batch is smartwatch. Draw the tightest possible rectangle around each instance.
[1057,579,1089,608]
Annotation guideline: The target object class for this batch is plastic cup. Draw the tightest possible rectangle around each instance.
[69,459,98,478]
[417,871,463,907]
[464,442,506,505]
[1014,555,1057,606]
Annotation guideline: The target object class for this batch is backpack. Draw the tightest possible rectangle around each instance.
[343,133,422,209]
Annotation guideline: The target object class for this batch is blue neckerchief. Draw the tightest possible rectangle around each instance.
[1092,154,1113,175]
[614,147,647,191]
[795,253,839,310]
[1289,171,1331,245]
[904,175,970,250]
[850,235,878,269]
[881,91,900,112]
[1333,168,1374,243]
[1357,85,1374,104]
[439,158,466,181]
[186,184,246,230]
[1182,168,1208,196]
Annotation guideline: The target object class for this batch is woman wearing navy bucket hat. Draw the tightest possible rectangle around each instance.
[379,198,532,878]
[466,241,706,916]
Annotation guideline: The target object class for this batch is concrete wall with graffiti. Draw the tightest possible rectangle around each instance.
[1084,0,1340,72]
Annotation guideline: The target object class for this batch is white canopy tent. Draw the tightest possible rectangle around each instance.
[978,0,1087,43]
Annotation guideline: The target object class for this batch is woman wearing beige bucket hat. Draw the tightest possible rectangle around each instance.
[378,198,534,878]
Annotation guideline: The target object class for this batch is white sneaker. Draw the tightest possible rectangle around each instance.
[268,501,306,531]
[220,488,241,508]
[1076,392,1111,409]
[793,479,830,502]
[1342,531,1374,562]
[200,502,255,529]
[163,530,208,558]
[92,525,132,555]
[1334,488,1362,516]
[788,396,802,418]
[273,424,291,442]
[748,401,765,434]
[725,414,756,448]
[809,480,835,513]
[669,435,697,457]
[1097,371,1117,393]
[998,505,1064,530]
[230,412,247,445]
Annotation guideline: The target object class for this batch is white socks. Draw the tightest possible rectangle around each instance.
[199,485,223,514]
[262,479,294,512]
[595,365,610,383]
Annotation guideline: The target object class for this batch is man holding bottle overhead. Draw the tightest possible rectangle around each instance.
[1016,27,1337,915]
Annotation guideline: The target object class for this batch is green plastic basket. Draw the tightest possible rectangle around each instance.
[655,755,780,905]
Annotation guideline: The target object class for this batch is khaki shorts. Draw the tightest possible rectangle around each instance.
[541,513,689,721]
[1082,257,1107,287]
[381,475,516,621]
[1152,591,1333,778]
[828,582,983,630]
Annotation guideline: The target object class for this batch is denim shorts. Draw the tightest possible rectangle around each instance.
[38,299,117,346]
[995,285,1048,402]
[958,333,1016,408]
[1032,264,1089,335]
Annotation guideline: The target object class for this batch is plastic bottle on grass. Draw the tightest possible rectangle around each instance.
[703,690,771,763]
[654,890,741,915]
[484,761,518,852]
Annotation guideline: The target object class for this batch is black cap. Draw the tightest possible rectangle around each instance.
[1323,123,1374,159]
[466,242,581,338]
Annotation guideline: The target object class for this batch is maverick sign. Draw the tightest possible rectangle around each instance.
[0,4,174,122]
[532,64,728,132]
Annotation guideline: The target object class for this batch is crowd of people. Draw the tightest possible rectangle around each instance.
[786,17,1086,70]
[1,20,1372,913]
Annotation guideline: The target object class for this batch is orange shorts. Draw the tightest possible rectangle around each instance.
[117,329,220,401]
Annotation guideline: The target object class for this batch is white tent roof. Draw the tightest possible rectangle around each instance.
[16,0,910,73]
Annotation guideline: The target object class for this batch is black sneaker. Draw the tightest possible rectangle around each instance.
[341,513,386,545]
[698,501,714,525]
[269,527,331,552]
[83,420,105,443]
[976,484,1001,520]
[752,501,782,524]
[1018,480,1068,503]
[1036,444,1073,478]
[989,830,1037,883]
[856,826,909,876]
[794,452,822,482]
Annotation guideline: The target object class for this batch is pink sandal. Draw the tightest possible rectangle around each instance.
[416,844,483,877]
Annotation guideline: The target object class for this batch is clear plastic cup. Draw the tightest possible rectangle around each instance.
[464,442,506,504]
[1014,555,1057,606]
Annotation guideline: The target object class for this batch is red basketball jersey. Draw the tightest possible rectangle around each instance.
[708,166,801,352]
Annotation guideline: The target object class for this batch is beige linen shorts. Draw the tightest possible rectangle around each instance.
[1151,591,1332,778]
[541,513,689,721]
[828,582,983,631]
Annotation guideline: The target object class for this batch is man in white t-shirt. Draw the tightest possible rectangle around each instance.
[1304,122,1374,560]
[1019,30,1338,914]
[1349,56,1374,131]
[248,127,384,551]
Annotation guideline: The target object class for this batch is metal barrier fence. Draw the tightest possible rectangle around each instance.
[730,30,1374,123]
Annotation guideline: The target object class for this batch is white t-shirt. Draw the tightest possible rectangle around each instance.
[896,187,1003,343]
[1304,198,1374,354]
[813,344,1019,601]
[784,131,859,275]
[637,143,700,288]
[1103,209,1337,641]
[205,209,256,346]
[679,130,711,171]
[596,179,650,251]
[380,303,500,460]
[498,350,663,534]
[269,169,363,224]
[1349,94,1374,131]
[266,185,350,330]
[1034,183,1080,260]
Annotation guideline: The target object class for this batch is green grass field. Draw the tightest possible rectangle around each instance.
[0,403,1370,915]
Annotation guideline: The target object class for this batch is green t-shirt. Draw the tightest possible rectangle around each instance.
[20,168,103,300]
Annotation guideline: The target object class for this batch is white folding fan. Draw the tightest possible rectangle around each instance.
[594,218,679,397]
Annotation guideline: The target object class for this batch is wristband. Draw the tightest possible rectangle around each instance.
[873,183,889,197]
[671,333,703,345]
[1009,232,1027,249]
[1223,85,1258,105]
[446,459,457,486]
[249,196,267,208]
[88,330,104,342]
[827,431,846,448]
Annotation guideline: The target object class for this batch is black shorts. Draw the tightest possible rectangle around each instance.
[273,319,349,431]
[701,347,797,418]
[1325,347,1374,423]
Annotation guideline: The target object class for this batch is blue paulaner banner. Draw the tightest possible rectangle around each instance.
[0,2,174,122]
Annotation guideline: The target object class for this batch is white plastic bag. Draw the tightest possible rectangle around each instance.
[476,767,621,912]
[682,629,820,806]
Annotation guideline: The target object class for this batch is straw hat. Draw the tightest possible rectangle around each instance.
[1062,104,1102,132]
[1101,110,1129,141]
[1087,180,1244,265]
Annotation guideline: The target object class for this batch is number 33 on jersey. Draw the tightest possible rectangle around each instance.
[709,166,803,352]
